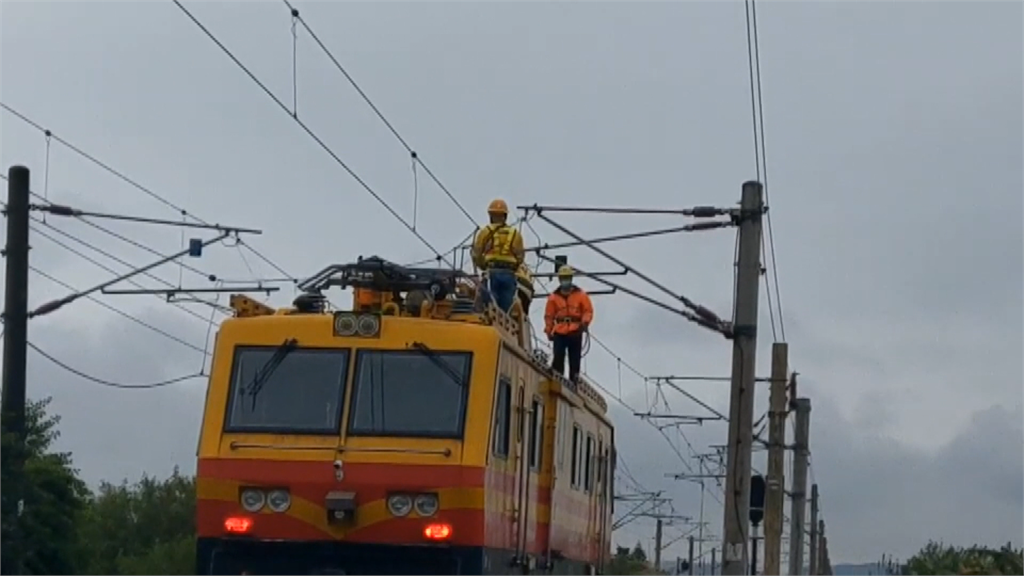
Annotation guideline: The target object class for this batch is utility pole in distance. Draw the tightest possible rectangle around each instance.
[809,484,819,575]
[787,398,812,575]
[656,518,664,569]
[763,343,788,575]
[2,165,30,447]
[720,180,765,575]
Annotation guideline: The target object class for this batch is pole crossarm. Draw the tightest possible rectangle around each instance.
[518,203,739,217]
[29,202,263,235]
[28,231,232,318]
[532,215,731,336]
[100,286,280,296]
[524,221,735,254]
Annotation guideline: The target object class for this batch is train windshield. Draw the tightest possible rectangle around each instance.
[224,346,351,435]
[347,349,472,439]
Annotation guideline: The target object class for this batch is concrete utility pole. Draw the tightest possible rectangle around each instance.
[787,398,812,575]
[763,343,789,575]
[819,522,832,576]
[721,180,764,575]
[656,518,664,569]
[817,520,826,576]
[689,535,696,575]
[808,484,819,575]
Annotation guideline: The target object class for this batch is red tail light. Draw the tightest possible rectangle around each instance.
[224,516,253,534]
[423,522,452,540]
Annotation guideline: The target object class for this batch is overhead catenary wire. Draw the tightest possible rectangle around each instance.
[743,0,786,342]
[0,103,298,284]
[282,0,477,227]
[27,266,210,356]
[28,341,204,389]
[27,220,222,324]
[0,173,223,284]
[171,0,454,267]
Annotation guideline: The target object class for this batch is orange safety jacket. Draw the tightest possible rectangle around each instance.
[544,286,594,336]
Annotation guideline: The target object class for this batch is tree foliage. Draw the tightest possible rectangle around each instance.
[1,397,90,575]
[2,397,195,575]
[76,469,195,574]
[607,542,666,575]
[904,540,1024,575]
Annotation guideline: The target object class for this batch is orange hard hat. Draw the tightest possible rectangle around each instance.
[487,199,509,216]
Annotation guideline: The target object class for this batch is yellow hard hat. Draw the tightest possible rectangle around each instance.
[487,199,509,216]
[557,265,574,278]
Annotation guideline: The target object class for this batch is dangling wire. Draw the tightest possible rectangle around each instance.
[617,357,623,398]
[200,279,225,375]
[410,151,419,231]
[178,209,186,288]
[42,130,52,223]
[290,8,299,118]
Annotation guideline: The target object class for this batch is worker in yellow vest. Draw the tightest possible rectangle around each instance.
[471,199,524,312]
[515,261,534,314]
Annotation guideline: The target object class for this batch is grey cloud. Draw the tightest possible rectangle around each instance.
[2,0,1021,566]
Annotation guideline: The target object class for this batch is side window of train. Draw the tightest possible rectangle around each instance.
[492,376,512,459]
[528,396,543,471]
[570,424,581,489]
[515,383,526,444]
[584,433,594,494]
[609,446,617,513]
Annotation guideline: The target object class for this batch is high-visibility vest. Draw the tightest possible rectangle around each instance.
[516,264,534,298]
[478,224,520,266]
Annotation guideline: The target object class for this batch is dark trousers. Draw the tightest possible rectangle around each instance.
[551,332,583,382]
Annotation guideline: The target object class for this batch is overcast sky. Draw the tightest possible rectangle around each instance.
[1,0,1021,567]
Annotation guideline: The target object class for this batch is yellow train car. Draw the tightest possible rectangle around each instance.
[194,256,615,575]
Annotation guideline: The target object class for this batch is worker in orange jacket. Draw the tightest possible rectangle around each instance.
[543,265,594,383]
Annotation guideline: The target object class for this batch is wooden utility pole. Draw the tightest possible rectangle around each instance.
[721,180,764,575]
[2,166,31,576]
[808,485,819,575]
[787,398,812,575]
[2,165,30,447]
[763,343,788,575]
[711,548,717,575]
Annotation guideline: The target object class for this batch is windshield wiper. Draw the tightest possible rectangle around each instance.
[409,341,465,387]
[248,338,299,408]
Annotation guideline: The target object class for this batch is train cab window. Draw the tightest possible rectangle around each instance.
[570,425,581,488]
[348,349,472,438]
[584,434,594,493]
[224,346,350,434]
[528,397,543,471]
[493,377,512,458]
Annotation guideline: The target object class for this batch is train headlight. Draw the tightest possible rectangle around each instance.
[266,489,291,513]
[356,313,381,337]
[387,494,413,517]
[334,312,381,338]
[240,489,266,512]
[414,493,439,517]
[334,313,358,336]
